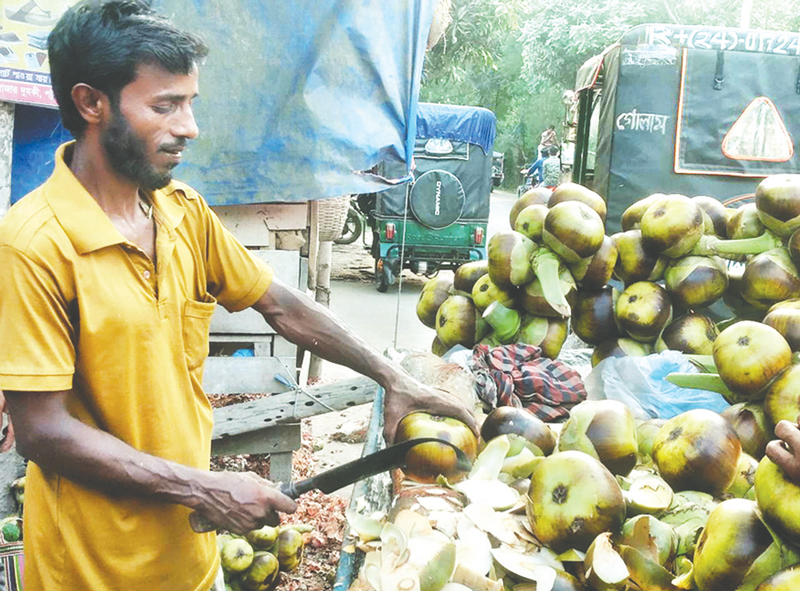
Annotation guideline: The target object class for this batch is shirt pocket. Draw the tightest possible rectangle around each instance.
[183,296,217,371]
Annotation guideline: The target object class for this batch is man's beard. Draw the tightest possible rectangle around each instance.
[101,104,177,191]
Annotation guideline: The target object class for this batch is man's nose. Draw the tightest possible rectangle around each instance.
[174,105,199,140]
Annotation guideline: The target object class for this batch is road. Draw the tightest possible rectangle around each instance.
[320,189,515,381]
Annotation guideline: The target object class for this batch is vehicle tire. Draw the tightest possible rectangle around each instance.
[376,259,389,293]
[334,207,363,245]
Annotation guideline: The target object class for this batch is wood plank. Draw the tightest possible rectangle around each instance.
[211,422,301,457]
[212,376,377,439]
[212,203,309,245]
[203,357,295,395]
[210,250,301,335]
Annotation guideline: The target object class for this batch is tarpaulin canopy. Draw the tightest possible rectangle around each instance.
[415,103,497,155]
[152,0,438,205]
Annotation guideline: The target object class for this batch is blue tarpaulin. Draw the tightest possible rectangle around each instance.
[152,0,438,205]
[416,103,497,155]
[11,0,437,206]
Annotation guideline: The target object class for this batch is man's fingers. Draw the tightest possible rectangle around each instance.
[774,420,800,451]
[766,439,794,469]
[383,422,398,446]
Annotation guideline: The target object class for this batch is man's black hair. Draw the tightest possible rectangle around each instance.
[549,145,559,156]
[48,0,209,136]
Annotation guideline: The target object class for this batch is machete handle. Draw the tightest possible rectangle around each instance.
[189,480,304,534]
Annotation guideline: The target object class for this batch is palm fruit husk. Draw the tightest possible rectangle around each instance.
[568,235,618,291]
[621,194,663,231]
[661,491,718,559]
[740,248,800,310]
[591,338,652,367]
[611,229,667,285]
[764,363,800,429]
[488,231,536,288]
[693,499,774,591]
[417,276,454,329]
[726,453,759,498]
[583,532,629,590]
[655,313,718,355]
[548,182,608,221]
[542,201,605,264]
[763,299,800,351]
[435,295,489,349]
[482,301,521,344]
[756,564,800,590]
[693,196,729,238]
[526,450,626,553]
[728,202,765,239]
[557,400,638,476]
[636,419,666,463]
[516,315,569,359]
[514,204,549,242]
[624,473,674,517]
[453,260,489,295]
[617,514,677,568]
[755,454,800,546]
[480,406,557,456]
[509,187,551,228]
[713,320,792,401]
[572,286,622,346]
[755,174,800,239]
[640,194,705,258]
[652,409,741,495]
[471,273,518,313]
[520,263,576,318]
[663,256,728,310]
[721,403,769,459]
[614,281,672,343]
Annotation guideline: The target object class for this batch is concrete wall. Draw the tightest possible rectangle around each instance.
[0,102,28,518]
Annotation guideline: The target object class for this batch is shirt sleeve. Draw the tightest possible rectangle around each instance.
[200,203,274,313]
[0,246,76,391]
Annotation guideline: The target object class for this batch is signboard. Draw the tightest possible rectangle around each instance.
[0,0,80,107]
[639,24,800,56]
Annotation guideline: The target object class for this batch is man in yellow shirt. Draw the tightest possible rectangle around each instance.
[0,1,476,590]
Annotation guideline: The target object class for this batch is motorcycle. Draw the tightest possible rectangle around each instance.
[334,194,375,246]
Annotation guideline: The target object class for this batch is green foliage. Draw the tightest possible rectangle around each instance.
[421,0,800,190]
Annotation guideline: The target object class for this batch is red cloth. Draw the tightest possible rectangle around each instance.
[469,344,586,422]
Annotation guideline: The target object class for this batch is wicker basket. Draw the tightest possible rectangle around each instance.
[317,196,352,242]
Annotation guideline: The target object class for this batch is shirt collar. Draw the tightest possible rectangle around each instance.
[43,142,185,255]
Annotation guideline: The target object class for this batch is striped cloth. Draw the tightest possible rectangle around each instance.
[469,344,587,422]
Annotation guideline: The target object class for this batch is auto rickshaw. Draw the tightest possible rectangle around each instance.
[368,102,496,292]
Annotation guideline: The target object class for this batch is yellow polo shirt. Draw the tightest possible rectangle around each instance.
[0,143,273,591]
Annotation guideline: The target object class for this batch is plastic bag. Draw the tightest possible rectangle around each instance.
[583,350,730,420]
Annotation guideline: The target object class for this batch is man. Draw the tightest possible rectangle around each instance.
[538,124,557,159]
[541,145,562,189]
[0,2,476,590]
[522,153,544,186]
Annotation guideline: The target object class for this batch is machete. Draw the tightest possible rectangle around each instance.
[189,436,472,533]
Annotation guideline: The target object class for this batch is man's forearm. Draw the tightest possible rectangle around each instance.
[5,390,296,532]
[9,399,208,508]
[253,280,405,388]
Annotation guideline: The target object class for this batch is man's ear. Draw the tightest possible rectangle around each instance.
[71,84,110,126]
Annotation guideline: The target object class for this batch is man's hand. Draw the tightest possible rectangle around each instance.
[0,392,15,453]
[765,416,800,484]
[382,373,478,444]
[191,471,297,535]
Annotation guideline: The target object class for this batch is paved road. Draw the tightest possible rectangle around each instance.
[321,189,516,380]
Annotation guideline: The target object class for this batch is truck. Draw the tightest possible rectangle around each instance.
[564,23,800,231]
